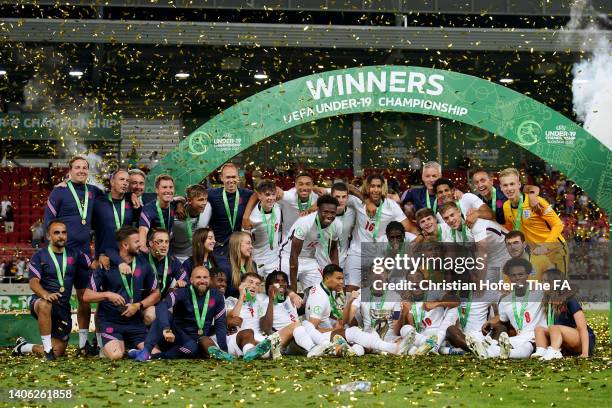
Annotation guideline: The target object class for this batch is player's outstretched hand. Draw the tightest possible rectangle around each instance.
[176,280,187,288]
[465,208,478,228]
[268,282,280,298]
[99,255,110,270]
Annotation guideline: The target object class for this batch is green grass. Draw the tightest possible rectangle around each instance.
[1,312,611,407]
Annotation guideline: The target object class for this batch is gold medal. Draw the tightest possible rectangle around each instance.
[197,329,203,336]
[59,287,65,293]
[81,219,86,225]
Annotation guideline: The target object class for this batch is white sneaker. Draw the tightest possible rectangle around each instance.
[498,332,512,359]
[415,334,438,355]
[542,347,563,361]
[397,330,416,355]
[332,335,357,357]
[307,342,335,358]
[531,347,547,359]
[465,333,488,359]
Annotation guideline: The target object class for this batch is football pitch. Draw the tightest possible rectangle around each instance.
[1,312,611,408]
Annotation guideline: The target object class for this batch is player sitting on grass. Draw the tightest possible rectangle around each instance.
[259,270,333,358]
[467,257,546,359]
[395,270,460,355]
[225,272,282,361]
[13,220,92,360]
[132,266,234,362]
[303,264,412,357]
[533,268,596,360]
[83,226,160,360]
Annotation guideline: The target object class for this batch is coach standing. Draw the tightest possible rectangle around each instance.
[207,163,253,297]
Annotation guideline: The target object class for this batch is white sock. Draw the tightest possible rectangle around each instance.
[344,327,397,354]
[351,344,365,356]
[535,346,547,355]
[301,321,331,345]
[96,332,102,348]
[21,343,34,354]
[41,335,52,353]
[293,325,315,351]
[79,329,89,348]
[435,329,447,350]
[242,343,255,353]
[408,345,418,355]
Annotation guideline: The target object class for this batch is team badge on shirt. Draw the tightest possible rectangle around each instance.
[523,209,531,219]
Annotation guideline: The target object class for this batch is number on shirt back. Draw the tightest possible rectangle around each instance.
[306,241,318,248]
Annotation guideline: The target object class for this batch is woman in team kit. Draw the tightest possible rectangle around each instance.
[344,174,414,292]
[533,268,596,360]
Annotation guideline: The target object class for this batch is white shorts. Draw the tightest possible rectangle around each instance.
[214,333,244,357]
[254,254,281,279]
[280,256,322,290]
[343,253,363,287]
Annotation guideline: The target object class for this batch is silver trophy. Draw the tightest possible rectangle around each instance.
[370,308,393,339]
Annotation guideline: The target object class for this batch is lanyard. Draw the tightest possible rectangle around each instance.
[411,302,426,332]
[47,246,67,291]
[315,215,333,257]
[459,291,472,330]
[67,180,88,225]
[156,200,170,230]
[120,258,136,302]
[370,199,384,241]
[190,286,210,334]
[260,204,277,250]
[148,253,169,293]
[297,195,311,212]
[490,188,497,213]
[512,288,529,331]
[436,224,442,242]
[512,194,524,231]
[547,302,554,326]
[222,189,240,230]
[451,223,468,244]
[108,194,125,230]
[321,282,342,319]
[425,191,437,213]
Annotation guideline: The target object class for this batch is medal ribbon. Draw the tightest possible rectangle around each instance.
[297,196,311,212]
[371,200,384,241]
[222,189,240,230]
[260,204,277,250]
[451,222,468,244]
[512,287,529,331]
[108,194,125,230]
[120,258,136,302]
[490,188,497,213]
[547,302,554,326]
[47,246,67,291]
[315,215,333,258]
[512,194,524,231]
[148,253,169,293]
[156,200,170,230]
[425,192,437,213]
[190,285,210,334]
[459,291,472,330]
[411,303,426,332]
[67,180,88,225]
[321,282,342,319]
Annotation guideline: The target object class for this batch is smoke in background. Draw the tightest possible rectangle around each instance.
[567,0,612,151]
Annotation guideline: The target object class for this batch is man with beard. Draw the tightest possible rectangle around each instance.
[132,266,236,362]
[83,226,160,360]
[279,195,341,293]
[504,230,552,278]
[259,270,333,357]
[13,221,91,359]
[138,174,177,253]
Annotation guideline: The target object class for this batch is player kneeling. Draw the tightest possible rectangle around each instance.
[466,258,545,359]
[13,221,92,360]
[304,264,412,357]
[132,266,234,362]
